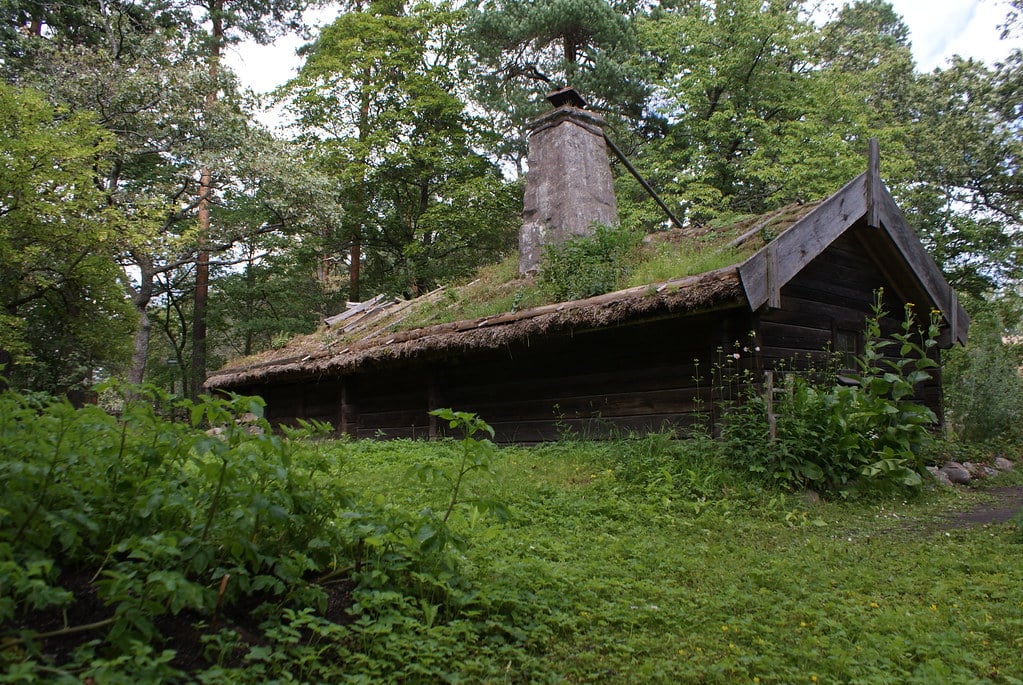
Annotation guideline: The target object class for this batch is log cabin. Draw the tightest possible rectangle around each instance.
[205,91,968,443]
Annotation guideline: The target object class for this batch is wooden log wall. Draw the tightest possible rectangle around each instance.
[253,308,754,444]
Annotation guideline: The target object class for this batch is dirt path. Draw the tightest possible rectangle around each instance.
[942,486,1023,527]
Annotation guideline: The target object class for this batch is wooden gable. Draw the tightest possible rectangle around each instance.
[738,147,969,346]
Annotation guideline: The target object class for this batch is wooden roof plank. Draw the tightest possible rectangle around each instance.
[739,172,867,310]
[875,187,969,344]
[324,294,387,327]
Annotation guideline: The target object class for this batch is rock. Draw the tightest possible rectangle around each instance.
[940,462,972,485]
[801,489,821,505]
[927,466,953,487]
[963,462,985,479]
[995,457,1014,472]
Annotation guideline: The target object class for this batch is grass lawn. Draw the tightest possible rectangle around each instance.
[3,392,1020,683]
[341,437,1023,684]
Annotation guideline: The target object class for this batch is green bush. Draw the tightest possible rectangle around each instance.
[943,309,1023,444]
[721,293,940,496]
[537,224,641,301]
[0,388,513,681]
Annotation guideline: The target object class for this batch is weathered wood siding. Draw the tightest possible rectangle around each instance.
[247,308,753,444]
[757,223,943,419]
[242,222,947,441]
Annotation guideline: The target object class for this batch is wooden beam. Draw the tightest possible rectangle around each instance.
[340,376,358,438]
[766,244,781,309]
[428,372,444,439]
[739,172,867,311]
[876,188,969,344]
[866,138,882,229]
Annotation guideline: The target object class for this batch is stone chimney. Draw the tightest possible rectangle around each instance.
[519,88,619,274]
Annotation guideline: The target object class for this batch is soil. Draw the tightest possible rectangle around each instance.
[941,485,1023,528]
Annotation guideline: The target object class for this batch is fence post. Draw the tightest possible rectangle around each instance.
[764,370,777,442]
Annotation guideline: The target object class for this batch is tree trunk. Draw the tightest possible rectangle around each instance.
[191,3,223,399]
[127,254,155,386]
[349,52,372,304]
[192,179,211,398]
[349,242,361,302]
[128,309,152,386]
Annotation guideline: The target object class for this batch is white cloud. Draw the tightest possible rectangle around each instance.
[889,0,1020,70]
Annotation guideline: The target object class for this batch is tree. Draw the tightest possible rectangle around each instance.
[187,0,308,397]
[624,0,923,226]
[903,54,1023,295]
[467,0,649,172]
[5,0,331,394]
[283,1,519,300]
[0,83,135,393]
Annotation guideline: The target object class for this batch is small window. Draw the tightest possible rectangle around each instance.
[834,328,862,378]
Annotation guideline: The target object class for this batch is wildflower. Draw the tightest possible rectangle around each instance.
[732,352,741,360]
[870,602,879,609]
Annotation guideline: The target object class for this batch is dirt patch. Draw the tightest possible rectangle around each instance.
[941,486,1023,528]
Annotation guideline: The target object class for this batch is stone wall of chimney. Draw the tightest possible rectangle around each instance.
[519,105,619,274]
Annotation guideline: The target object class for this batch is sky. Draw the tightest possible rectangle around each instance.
[224,0,1023,99]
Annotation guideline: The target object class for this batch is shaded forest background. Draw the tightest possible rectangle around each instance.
[1,0,1020,412]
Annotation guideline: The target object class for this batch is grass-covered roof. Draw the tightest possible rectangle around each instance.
[206,201,820,389]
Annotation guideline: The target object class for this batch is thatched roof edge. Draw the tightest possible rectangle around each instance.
[206,265,745,389]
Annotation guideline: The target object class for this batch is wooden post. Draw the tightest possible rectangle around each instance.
[428,372,444,439]
[340,376,358,438]
[764,371,777,442]
[866,138,882,229]
[766,245,781,309]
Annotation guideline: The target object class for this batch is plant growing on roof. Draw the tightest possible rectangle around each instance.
[537,224,640,301]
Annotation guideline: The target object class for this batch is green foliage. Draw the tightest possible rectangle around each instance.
[639,0,885,220]
[467,0,649,166]
[2,388,1020,681]
[623,238,745,287]
[419,409,500,525]
[283,3,519,301]
[943,307,1023,444]
[722,292,940,495]
[0,388,513,681]
[341,437,1023,683]
[904,54,1023,295]
[0,83,136,392]
[537,224,641,301]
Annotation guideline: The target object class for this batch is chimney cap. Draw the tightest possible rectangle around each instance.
[546,87,587,109]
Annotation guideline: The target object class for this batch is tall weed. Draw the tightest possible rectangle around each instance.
[721,292,940,495]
